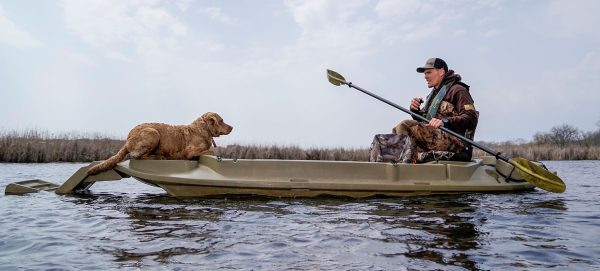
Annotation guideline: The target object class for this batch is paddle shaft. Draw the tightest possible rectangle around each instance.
[344,82,508,162]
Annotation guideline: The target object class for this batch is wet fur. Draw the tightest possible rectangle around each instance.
[87,112,232,175]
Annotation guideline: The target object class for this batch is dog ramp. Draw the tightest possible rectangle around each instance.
[4,161,129,195]
[5,179,60,195]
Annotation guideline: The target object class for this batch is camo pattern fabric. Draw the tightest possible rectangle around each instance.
[369,134,415,163]
[417,150,457,163]
[409,124,465,163]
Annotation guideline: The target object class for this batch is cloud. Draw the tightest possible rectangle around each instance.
[283,0,379,63]
[0,4,42,48]
[285,0,373,46]
[374,0,433,18]
[373,0,508,43]
[475,50,600,140]
[545,51,600,104]
[518,0,600,40]
[4,1,599,147]
[174,0,192,12]
[198,7,235,24]
[61,0,187,62]
[545,0,600,36]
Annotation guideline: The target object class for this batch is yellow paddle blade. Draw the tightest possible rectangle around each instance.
[509,157,566,193]
[326,69,347,86]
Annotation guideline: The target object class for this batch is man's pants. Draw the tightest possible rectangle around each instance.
[393,119,465,162]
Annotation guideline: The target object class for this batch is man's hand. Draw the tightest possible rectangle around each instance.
[410,97,424,111]
[428,118,444,128]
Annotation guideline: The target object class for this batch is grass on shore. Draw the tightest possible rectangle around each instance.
[0,130,123,163]
[1,129,598,163]
[472,144,600,161]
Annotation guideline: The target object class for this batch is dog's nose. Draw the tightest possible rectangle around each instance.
[221,124,232,135]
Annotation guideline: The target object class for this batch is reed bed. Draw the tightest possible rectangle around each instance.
[0,129,598,162]
[215,144,370,161]
[0,129,123,163]
[473,144,600,161]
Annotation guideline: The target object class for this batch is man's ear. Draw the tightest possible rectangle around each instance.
[438,68,446,77]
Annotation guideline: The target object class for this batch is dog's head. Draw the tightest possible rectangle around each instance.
[199,112,233,137]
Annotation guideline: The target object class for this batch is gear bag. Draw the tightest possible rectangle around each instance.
[369,134,414,163]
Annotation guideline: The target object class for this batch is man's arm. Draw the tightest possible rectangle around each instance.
[445,86,478,132]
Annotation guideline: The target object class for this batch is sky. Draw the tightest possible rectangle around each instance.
[1,0,599,148]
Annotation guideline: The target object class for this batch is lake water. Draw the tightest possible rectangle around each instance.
[1,161,599,270]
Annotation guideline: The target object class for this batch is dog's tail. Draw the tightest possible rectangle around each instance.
[87,146,129,175]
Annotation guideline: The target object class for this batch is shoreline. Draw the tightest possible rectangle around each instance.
[1,137,598,162]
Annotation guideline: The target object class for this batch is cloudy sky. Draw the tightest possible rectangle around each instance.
[1,0,599,148]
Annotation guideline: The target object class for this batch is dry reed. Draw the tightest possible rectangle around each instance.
[1,129,598,162]
[214,144,370,161]
[0,129,124,163]
[473,144,600,161]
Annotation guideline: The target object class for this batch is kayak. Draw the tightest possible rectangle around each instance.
[5,155,535,197]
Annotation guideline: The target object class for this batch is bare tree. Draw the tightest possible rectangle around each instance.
[533,132,552,145]
[550,124,581,146]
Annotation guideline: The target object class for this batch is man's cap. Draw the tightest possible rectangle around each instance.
[416,58,448,73]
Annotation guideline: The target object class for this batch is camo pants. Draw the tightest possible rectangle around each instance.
[391,119,465,163]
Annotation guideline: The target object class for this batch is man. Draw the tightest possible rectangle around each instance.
[393,58,478,163]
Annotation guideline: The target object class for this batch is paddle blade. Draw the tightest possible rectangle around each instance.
[326,69,347,86]
[509,157,566,193]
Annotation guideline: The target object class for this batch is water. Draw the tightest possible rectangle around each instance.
[1,161,599,270]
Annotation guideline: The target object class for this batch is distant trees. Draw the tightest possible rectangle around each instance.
[533,124,581,146]
[532,123,600,147]
[471,122,600,160]
[581,128,600,147]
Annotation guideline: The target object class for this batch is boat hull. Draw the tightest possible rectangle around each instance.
[113,156,534,197]
[4,156,535,197]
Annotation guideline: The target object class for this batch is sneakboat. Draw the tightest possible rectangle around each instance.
[5,155,535,197]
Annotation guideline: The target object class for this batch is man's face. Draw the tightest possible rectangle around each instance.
[423,68,445,88]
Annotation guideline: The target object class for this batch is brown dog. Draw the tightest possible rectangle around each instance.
[87,112,233,175]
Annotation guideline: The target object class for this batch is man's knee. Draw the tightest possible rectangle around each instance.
[393,119,419,135]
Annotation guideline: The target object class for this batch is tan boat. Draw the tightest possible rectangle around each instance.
[5,155,535,197]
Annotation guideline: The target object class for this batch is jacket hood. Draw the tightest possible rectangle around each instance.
[442,69,461,85]
[441,69,470,90]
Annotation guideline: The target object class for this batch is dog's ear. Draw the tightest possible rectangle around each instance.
[208,117,216,127]
[200,113,220,137]
[202,112,220,121]
[201,112,213,121]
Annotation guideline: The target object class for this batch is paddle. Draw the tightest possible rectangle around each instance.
[326,69,566,193]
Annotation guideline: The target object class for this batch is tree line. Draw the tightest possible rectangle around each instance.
[473,123,600,160]
[1,124,599,163]
[532,123,600,147]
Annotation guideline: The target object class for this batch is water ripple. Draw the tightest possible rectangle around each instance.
[1,161,600,270]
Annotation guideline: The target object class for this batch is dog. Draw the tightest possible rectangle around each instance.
[87,112,233,175]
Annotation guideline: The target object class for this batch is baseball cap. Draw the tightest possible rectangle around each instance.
[416,58,448,73]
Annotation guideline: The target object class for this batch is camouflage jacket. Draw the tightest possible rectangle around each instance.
[411,70,479,140]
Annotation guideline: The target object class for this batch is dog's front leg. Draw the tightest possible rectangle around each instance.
[185,145,213,160]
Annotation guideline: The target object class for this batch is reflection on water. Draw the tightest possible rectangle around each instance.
[1,161,599,270]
